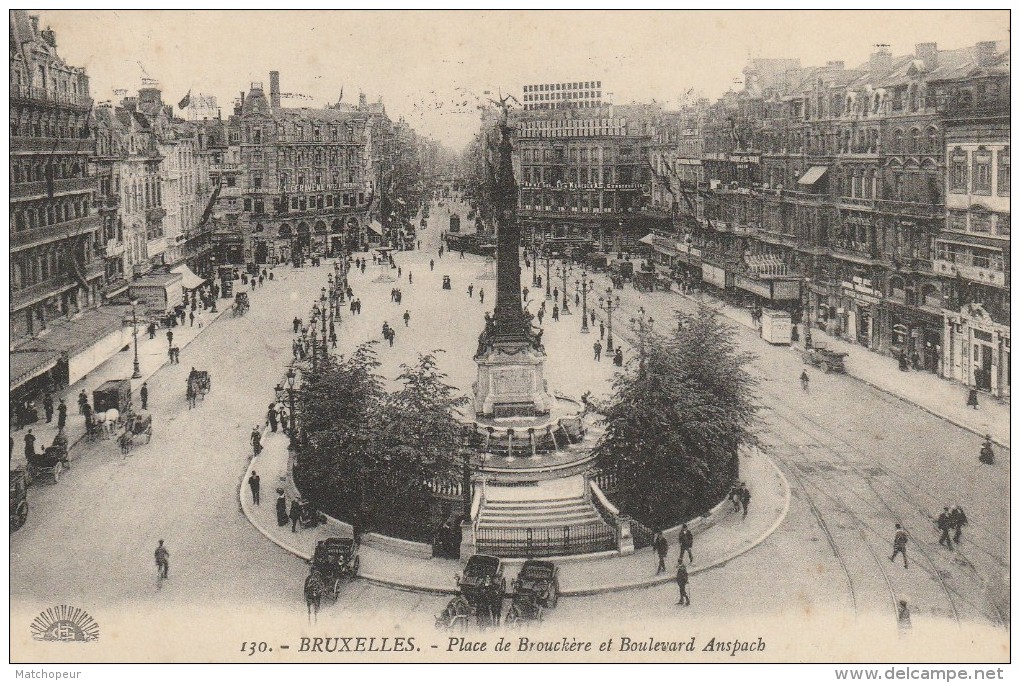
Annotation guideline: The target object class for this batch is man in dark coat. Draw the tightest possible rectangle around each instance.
[250,426,262,457]
[675,559,690,606]
[267,404,278,432]
[652,531,669,574]
[290,499,302,532]
[593,341,602,362]
[23,430,37,459]
[936,507,954,549]
[248,471,261,506]
[43,394,53,423]
[276,491,289,526]
[950,505,968,544]
[57,399,67,431]
[78,390,88,414]
[678,524,694,563]
[889,524,909,568]
[740,486,751,519]
[140,383,149,410]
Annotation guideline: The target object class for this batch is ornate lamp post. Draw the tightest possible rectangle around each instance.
[320,291,328,362]
[286,367,298,450]
[557,263,571,314]
[130,298,142,379]
[577,274,595,333]
[310,302,321,371]
[599,288,621,353]
[545,250,552,300]
[531,248,539,287]
[629,306,655,375]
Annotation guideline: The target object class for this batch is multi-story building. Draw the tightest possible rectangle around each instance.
[931,44,1010,397]
[638,40,1008,396]
[10,12,102,341]
[523,80,604,111]
[513,103,655,254]
[226,72,376,267]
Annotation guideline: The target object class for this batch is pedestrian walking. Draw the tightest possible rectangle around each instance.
[140,382,149,410]
[168,345,175,364]
[966,388,979,409]
[575,292,580,307]
[167,329,174,348]
[950,505,968,544]
[613,348,623,366]
[889,524,909,568]
[675,559,690,606]
[936,507,954,549]
[155,540,170,579]
[553,286,559,302]
[593,340,602,361]
[652,530,668,574]
[897,599,911,632]
[251,426,263,457]
[468,284,474,298]
[403,310,410,327]
[537,309,545,325]
[189,310,195,327]
[277,490,289,526]
[78,389,88,414]
[800,368,810,392]
[23,430,36,459]
[522,287,529,302]
[740,485,751,519]
[267,404,278,432]
[552,304,559,321]
[57,399,67,431]
[599,321,605,339]
[290,499,302,532]
[590,310,596,327]
[430,259,435,271]
[280,408,289,435]
[678,524,693,563]
[408,272,413,284]
[330,331,337,349]
[148,322,156,340]
[355,298,362,314]
[479,288,484,304]
[397,266,402,278]
[729,483,743,512]
[249,471,261,506]
[43,394,53,423]
[979,435,994,465]
[293,317,301,334]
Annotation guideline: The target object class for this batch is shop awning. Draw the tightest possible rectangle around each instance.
[10,350,62,392]
[171,264,206,290]
[638,233,656,246]
[368,220,384,235]
[798,166,829,186]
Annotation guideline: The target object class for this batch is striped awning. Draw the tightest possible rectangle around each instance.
[798,166,829,186]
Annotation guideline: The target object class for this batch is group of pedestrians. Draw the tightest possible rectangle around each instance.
[650,525,695,606]
[729,482,752,519]
[935,505,968,550]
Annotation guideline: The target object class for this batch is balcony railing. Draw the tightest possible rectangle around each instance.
[874,198,942,219]
[10,176,97,200]
[10,274,78,312]
[10,84,93,109]
[11,214,101,253]
[10,136,95,154]
[933,259,1006,287]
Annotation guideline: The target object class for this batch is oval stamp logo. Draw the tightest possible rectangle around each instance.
[30,606,99,642]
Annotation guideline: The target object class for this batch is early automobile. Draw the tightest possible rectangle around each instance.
[455,554,506,626]
[802,344,849,374]
[10,468,28,532]
[512,559,560,608]
[310,537,360,601]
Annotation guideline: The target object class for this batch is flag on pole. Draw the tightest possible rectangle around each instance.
[178,89,192,110]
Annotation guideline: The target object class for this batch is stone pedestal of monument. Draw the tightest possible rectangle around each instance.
[473,340,552,418]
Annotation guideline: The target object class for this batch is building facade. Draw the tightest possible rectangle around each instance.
[10,12,102,342]
[523,80,604,111]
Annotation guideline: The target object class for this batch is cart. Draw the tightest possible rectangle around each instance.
[119,411,153,454]
[802,344,848,373]
[27,435,69,484]
[94,379,133,416]
[309,537,360,602]
[187,369,211,408]
[233,291,250,317]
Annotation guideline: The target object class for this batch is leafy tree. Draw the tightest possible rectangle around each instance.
[592,305,760,529]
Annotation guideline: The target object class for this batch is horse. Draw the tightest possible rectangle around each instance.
[186,381,198,410]
[103,408,120,438]
[304,571,324,623]
[435,595,471,631]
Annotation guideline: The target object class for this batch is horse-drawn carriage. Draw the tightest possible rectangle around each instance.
[90,379,132,439]
[303,537,359,621]
[118,411,153,454]
[233,291,250,317]
[27,433,70,483]
[10,467,28,531]
[436,554,506,630]
[187,369,211,408]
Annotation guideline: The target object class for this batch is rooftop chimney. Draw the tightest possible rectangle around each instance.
[269,71,281,111]
[870,45,892,73]
[915,43,938,70]
[975,41,996,67]
[40,27,56,48]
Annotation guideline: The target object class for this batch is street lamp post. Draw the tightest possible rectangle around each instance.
[599,289,621,352]
[558,264,571,314]
[320,291,328,362]
[531,249,539,287]
[577,274,595,333]
[130,298,141,379]
[629,306,655,375]
[286,367,298,450]
[545,252,552,299]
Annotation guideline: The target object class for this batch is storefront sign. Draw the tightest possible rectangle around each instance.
[734,274,771,298]
[772,280,802,301]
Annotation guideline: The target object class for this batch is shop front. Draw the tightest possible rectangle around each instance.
[840,276,883,350]
[702,263,731,290]
[881,301,943,373]
[943,303,1010,399]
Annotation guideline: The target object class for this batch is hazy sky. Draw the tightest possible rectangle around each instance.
[38,10,1009,151]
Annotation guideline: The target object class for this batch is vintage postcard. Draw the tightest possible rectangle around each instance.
[8,9,1011,668]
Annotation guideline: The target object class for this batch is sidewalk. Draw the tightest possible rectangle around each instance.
[11,301,233,473]
[240,427,790,596]
[581,266,1009,449]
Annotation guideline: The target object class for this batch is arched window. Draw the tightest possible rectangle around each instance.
[893,129,904,154]
[909,128,921,154]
